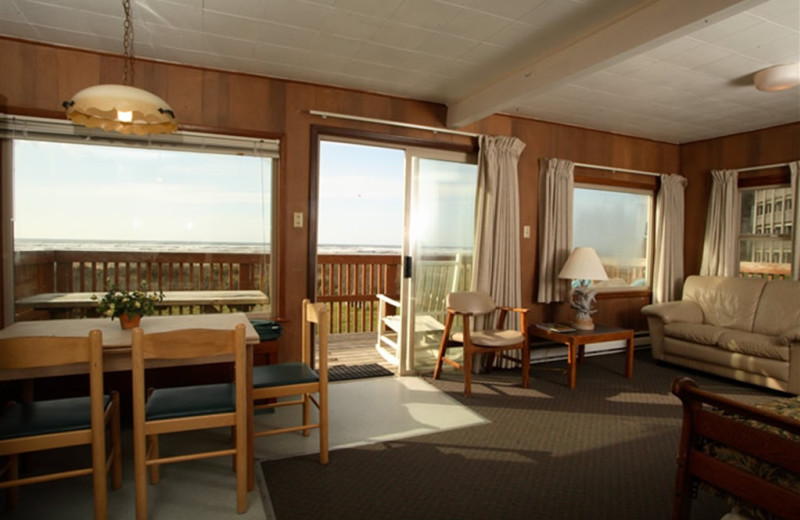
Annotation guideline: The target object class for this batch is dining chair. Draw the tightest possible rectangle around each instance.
[0,330,122,519]
[433,291,530,397]
[252,299,329,464]
[131,323,248,520]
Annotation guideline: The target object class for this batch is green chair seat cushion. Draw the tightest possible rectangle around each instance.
[253,362,319,388]
[0,395,111,440]
[146,383,235,421]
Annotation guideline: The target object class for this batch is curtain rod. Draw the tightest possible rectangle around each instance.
[308,110,479,138]
[736,161,792,172]
[572,161,661,177]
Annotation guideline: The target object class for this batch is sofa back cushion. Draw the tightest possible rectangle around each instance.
[682,276,766,331]
[752,280,800,336]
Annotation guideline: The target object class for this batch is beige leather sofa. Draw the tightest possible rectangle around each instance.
[642,275,800,394]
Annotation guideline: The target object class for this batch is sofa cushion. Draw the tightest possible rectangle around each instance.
[664,322,725,346]
[682,276,766,331]
[717,330,789,361]
[752,280,800,337]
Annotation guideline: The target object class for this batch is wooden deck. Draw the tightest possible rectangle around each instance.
[325,331,396,372]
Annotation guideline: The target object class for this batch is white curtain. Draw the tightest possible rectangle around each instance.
[652,174,688,303]
[536,158,574,303]
[790,161,800,281]
[700,169,740,277]
[472,135,526,328]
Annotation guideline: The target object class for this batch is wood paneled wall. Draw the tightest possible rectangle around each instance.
[8,37,794,359]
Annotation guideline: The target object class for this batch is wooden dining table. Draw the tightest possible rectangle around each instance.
[0,312,260,489]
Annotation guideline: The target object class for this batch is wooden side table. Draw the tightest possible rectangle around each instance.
[528,324,635,389]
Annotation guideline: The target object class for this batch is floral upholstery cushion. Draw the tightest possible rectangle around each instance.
[701,396,800,520]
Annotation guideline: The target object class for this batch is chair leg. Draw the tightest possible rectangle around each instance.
[109,392,123,490]
[302,394,311,437]
[463,345,472,397]
[133,425,148,520]
[319,389,329,465]
[5,455,19,509]
[148,435,160,484]
[521,343,530,389]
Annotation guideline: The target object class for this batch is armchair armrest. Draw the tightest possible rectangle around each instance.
[641,300,704,324]
[495,306,529,331]
[376,293,400,309]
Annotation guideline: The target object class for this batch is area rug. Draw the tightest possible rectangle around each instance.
[259,350,783,520]
[328,362,394,381]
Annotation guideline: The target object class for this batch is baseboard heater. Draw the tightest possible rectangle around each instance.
[529,331,651,365]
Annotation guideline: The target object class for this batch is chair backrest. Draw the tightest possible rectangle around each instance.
[303,299,329,381]
[0,332,105,420]
[446,291,496,315]
[131,324,247,404]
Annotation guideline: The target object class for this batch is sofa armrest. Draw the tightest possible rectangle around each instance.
[641,301,704,325]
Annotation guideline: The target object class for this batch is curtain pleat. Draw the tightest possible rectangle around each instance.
[700,169,739,277]
[536,158,574,303]
[652,174,688,303]
[790,161,799,281]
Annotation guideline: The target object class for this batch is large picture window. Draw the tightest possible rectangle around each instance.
[573,185,653,289]
[4,117,278,321]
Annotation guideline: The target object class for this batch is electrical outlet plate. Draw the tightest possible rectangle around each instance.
[293,212,303,228]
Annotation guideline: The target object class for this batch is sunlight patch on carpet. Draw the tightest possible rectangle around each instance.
[253,376,488,461]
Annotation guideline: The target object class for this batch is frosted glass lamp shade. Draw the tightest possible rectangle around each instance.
[754,64,800,92]
[558,247,609,281]
[64,84,178,135]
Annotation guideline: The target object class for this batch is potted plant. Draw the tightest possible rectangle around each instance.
[92,280,164,329]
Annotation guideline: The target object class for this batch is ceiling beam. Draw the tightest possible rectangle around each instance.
[446,0,768,129]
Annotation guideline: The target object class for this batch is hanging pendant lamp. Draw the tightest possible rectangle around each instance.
[63,0,178,135]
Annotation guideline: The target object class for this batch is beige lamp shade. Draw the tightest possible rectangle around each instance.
[558,247,609,281]
[64,84,178,136]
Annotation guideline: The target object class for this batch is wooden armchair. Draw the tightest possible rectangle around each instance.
[131,324,248,520]
[433,291,530,397]
[0,331,122,519]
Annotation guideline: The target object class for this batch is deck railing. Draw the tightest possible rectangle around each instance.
[14,250,272,317]
[315,254,472,334]
[739,261,791,280]
[14,250,472,331]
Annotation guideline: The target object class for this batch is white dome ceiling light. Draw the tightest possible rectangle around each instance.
[753,63,800,92]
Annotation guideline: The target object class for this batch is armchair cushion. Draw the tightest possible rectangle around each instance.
[452,329,524,348]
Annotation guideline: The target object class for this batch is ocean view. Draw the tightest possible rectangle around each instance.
[13,239,403,255]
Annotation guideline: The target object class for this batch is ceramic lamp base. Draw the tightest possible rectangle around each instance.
[571,318,595,330]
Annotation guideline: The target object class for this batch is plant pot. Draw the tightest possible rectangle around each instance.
[119,314,142,330]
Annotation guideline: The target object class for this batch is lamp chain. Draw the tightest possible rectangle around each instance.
[122,0,135,86]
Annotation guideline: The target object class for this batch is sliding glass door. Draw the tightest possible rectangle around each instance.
[316,138,476,375]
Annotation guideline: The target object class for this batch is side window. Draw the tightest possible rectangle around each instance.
[573,185,653,289]
[739,185,793,279]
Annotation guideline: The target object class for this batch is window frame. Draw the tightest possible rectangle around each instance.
[738,182,793,279]
[2,115,280,323]
[572,182,656,294]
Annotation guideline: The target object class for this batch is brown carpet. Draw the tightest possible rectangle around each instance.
[260,349,786,520]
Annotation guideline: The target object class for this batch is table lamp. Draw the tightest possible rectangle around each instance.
[558,247,609,330]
